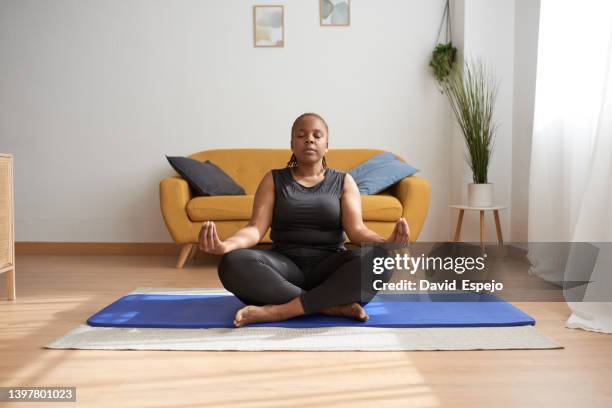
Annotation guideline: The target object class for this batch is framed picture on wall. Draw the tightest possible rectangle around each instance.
[320,0,350,26]
[253,5,284,47]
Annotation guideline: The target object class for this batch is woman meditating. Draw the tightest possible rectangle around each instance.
[198,113,410,327]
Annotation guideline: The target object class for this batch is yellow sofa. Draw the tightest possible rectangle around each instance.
[160,149,430,268]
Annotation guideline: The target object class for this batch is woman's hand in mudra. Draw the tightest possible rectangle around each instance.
[198,221,229,255]
[385,217,410,245]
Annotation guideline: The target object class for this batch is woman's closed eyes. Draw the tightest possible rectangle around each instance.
[297,133,322,139]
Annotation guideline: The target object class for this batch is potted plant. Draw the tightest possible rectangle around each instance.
[442,59,499,207]
[430,42,457,83]
[429,0,456,84]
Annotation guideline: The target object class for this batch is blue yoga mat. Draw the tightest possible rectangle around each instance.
[87,292,535,329]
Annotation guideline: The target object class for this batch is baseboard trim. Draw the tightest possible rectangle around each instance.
[16,242,183,255]
[15,242,276,256]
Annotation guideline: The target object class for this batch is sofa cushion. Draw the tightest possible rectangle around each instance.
[186,194,402,222]
[166,156,245,196]
[349,151,418,195]
[361,194,403,221]
[187,196,254,221]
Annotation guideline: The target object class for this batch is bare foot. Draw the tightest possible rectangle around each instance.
[321,303,369,322]
[234,304,282,327]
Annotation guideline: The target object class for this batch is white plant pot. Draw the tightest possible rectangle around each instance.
[468,183,494,207]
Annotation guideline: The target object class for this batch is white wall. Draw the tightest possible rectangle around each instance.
[449,0,467,238]
[0,0,541,244]
[0,0,453,242]
[512,0,540,242]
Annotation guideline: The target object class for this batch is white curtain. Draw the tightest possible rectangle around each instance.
[529,0,612,333]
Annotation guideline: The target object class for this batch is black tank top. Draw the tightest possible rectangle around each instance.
[270,167,347,251]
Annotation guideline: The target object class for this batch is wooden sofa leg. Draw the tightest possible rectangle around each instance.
[7,267,16,300]
[189,245,198,260]
[177,244,194,269]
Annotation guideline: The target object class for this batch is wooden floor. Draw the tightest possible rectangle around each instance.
[1,253,611,408]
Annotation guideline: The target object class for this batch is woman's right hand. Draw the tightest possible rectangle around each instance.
[198,221,229,255]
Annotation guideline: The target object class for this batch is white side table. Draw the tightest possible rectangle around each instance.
[451,205,508,245]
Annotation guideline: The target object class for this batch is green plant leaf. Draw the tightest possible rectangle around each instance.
[441,59,499,183]
[430,42,457,82]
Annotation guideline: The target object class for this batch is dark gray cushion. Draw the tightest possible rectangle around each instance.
[348,152,418,195]
[166,156,245,196]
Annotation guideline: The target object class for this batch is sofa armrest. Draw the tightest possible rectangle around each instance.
[160,177,195,244]
[390,176,431,241]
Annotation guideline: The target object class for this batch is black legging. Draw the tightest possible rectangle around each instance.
[217,245,392,314]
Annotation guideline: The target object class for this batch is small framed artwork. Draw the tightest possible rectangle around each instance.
[253,5,284,47]
[320,0,350,26]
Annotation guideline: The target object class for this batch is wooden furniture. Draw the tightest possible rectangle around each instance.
[0,154,15,300]
[452,204,508,246]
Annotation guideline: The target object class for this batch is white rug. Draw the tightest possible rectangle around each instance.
[44,288,562,351]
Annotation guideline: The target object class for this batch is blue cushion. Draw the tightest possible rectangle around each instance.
[348,152,418,195]
[166,156,245,196]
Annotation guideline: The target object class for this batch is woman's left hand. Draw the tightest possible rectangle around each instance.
[385,217,410,245]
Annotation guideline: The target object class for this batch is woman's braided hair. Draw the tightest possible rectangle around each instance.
[287,113,329,168]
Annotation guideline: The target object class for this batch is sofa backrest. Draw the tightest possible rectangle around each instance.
[188,149,406,194]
